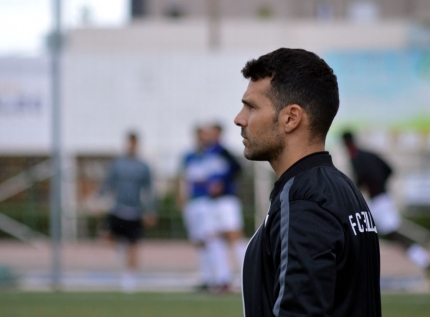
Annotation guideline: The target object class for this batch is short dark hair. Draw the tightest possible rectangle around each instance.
[127,131,139,142]
[241,48,339,140]
[342,131,355,145]
[211,122,223,133]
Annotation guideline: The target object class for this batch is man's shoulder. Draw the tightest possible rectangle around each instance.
[293,164,347,187]
[289,165,355,203]
[184,151,201,161]
[110,157,123,168]
[119,156,150,171]
[357,149,381,161]
[136,159,150,170]
[206,143,233,156]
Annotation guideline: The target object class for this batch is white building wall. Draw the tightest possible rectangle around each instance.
[62,52,252,176]
[0,57,51,154]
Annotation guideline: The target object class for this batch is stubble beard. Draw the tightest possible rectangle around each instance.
[243,124,284,162]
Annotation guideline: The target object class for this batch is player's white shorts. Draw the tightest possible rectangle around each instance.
[211,195,243,233]
[368,193,401,235]
[183,197,214,243]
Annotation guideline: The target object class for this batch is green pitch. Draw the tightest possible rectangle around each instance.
[0,292,429,317]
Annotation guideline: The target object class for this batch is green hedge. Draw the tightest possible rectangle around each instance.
[0,192,256,240]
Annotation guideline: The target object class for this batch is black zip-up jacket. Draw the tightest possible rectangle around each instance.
[242,152,381,317]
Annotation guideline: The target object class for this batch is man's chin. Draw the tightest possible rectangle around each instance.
[244,149,267,161]
[243,148,253,161]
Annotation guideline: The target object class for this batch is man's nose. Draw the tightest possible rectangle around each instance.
[234,109,246,127]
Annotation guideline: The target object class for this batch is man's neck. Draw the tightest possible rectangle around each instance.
[270,143,325,178]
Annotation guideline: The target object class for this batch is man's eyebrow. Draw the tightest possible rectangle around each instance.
[242,98,255,107]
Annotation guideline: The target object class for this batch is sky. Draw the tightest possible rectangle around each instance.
[0,0,128,55]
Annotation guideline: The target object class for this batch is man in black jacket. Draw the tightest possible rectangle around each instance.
[234,48,381,317]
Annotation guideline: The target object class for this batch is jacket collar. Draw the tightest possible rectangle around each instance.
[270,151,334,200]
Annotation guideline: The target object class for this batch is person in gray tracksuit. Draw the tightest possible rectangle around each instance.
[100,131,156,292]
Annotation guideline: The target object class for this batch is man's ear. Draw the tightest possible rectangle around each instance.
[278,104,303,133]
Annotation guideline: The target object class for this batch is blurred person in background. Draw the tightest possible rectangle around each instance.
[202,123,247,292]
[178,126,216,291]
[178,125,239,292]
[342,131,430,278]
[99,131,156,292]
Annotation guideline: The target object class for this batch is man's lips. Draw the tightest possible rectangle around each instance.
[241,130,248,146]
[241,135,247,144]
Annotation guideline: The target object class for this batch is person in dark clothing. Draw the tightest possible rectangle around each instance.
[342,131,430,277]
[342,132,393,199]
[234,48,381,317]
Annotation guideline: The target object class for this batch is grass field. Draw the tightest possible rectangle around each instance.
[0,292,429,317]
